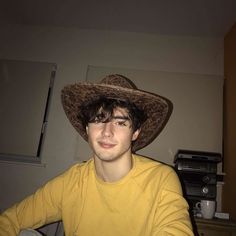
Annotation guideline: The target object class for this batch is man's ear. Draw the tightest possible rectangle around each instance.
[132,128,141,141]
[86,126,88,134]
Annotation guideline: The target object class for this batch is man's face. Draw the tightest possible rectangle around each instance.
[86,107,140,163]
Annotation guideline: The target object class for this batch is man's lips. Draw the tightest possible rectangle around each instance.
[98,141,116,149]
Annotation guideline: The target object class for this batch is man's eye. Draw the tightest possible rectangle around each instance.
[115,120,128,126]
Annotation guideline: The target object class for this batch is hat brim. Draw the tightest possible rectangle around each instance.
[61,83,173,152]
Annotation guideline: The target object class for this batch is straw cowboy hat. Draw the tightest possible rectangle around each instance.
[61,74,173,152]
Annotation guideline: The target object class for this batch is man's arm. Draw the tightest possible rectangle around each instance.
[153,169,194,236]
[0,175,64,236]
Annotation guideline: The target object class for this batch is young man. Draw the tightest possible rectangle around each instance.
[0,74,193,235]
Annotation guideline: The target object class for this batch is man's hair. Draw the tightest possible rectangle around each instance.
[78,96,147,132]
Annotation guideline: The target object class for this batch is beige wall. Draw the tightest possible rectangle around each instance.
[0,24,224,211]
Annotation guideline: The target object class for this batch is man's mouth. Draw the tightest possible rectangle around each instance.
[98,141,116,149]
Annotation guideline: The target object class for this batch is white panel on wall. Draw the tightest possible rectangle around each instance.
[0,59,56,161]
[85,65,223,165]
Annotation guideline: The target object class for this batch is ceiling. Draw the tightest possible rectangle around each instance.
[1,0,236,37]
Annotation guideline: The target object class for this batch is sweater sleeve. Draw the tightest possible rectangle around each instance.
[152,169,194,236]
[0,173,65,236]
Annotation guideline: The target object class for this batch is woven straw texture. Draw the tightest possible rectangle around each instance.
[61,74,173,151]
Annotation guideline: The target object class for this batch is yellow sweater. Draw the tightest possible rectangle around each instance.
[0,155,193,236]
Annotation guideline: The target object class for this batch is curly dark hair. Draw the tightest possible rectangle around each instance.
[78,96,147,132]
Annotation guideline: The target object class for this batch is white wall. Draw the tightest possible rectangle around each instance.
[0,24,224,211]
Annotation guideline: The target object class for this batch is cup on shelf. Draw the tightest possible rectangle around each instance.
[196,200,216,219]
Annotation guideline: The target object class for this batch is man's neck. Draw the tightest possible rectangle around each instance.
[94,155,133,182]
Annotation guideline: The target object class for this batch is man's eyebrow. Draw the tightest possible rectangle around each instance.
[112,116,130,120]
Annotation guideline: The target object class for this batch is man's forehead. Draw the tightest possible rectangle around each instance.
[112,107,129,116]
[97,106,128,115]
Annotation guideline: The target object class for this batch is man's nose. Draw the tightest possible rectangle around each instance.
[101,122,114,137]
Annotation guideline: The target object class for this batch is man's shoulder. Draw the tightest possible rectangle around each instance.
[132,154,179,192]
[133,154,175,176]
[134,154,171,167]
[72,158,93,169]
[60,158,94,180]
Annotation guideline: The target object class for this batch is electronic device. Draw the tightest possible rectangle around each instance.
[184,182,216,199]
[174,149,222,163]
[175,159,217,173]
[174,149,222,213]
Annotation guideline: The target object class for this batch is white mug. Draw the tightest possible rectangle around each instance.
[196,200,216,219]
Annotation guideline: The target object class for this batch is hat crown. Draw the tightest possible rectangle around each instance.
[100,74,138,89]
